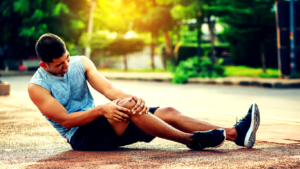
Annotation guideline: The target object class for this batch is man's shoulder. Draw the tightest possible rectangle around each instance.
[70,55,85,63]
[69,56,87,70]
[74,56,96,73]
[29,68,51,92]
[29,68,45,83]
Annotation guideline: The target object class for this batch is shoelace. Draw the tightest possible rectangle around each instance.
[235,110,250,127]
[235,116,243,127]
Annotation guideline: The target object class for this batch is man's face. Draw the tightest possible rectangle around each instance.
[42,51,70,77]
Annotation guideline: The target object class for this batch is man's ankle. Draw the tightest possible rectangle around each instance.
[185,134,193,147]
[226,127,237,141]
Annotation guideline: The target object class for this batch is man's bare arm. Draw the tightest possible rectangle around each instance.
[28,84,130,129]
[79,56,130,100]
[79,56,149,114]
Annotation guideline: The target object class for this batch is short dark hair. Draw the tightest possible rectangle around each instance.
[35,33,67,63]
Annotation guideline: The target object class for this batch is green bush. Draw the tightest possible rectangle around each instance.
[170,56,225,84]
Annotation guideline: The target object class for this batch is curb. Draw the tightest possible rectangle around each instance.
[100,72,172,82]
[0,71,35,77]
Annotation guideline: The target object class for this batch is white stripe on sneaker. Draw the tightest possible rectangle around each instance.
[244,103,255,147]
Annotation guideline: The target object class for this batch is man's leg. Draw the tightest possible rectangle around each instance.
[107,104,259,149]
[153,107,237,141]
[107,113,192,146]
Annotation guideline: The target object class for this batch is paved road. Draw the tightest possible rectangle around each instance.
[2,76,300,168]
[1,100,300,168]
[2,76,300,122]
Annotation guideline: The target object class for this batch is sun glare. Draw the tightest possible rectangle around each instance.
[124,31,139,39]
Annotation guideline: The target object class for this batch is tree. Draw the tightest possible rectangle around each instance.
[121,0,176,70]
[103,38,145,71]
[169,0,205,59]
[88,0,145,69]
[0,0,87,61]
[210,0,276,69]
[166,0,276,70]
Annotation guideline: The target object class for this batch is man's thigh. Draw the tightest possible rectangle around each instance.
[107,119,130,136]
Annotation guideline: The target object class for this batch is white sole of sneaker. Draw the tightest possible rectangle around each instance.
[215,128,226,148]
[244,103,260,148]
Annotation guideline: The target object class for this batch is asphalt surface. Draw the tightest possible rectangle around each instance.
[2,76,300,121]
[1,98,300,168]
[1,76,300,168]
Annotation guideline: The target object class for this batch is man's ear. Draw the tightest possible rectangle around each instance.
[39,61,47,69]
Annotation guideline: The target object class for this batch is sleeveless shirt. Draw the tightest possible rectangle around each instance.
[29,56,95,143]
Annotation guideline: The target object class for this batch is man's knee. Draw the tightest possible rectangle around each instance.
[155,107,181,121]
[162,107,181,115]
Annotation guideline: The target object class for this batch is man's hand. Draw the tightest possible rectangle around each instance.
[131,96,149,115]
[101,99,131,122]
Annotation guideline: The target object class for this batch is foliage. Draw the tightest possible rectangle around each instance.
[120,0,175,35]
[211,0,276,67]
[0,0,87,60]
[170,56,225,84]
[0,0,87,43]
[166,0,276,68]
[80,31,115,52]
[93,0,128,33]
[103,38,145,56]
[169,0,203,20]
[0,0,278,72]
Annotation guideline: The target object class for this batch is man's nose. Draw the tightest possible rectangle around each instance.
[63,61,69,68]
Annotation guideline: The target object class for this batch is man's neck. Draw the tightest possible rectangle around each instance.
[44,69,64,77]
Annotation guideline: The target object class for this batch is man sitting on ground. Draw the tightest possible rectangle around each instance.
[28,33,260,151]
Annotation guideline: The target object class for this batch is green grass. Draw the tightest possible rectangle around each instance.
[224,66,279,78]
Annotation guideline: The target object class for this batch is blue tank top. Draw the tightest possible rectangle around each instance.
[29,56,95,143]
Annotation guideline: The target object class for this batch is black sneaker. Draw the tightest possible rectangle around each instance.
[234,103,260,148]
[188,129,226,150]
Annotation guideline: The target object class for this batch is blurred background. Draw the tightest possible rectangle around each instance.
[0,0,300,83]
[1,1,300,155]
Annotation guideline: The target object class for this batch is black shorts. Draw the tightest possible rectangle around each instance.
[70,107,159,151]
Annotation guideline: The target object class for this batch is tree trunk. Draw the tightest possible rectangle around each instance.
[123,54,128,71]
[163,31,172,69]
[150,43,155,70]
[207,15,216,64]
[85,0,95,59]
[260,43,266,73]
[163,31,172,57]
[150,33,155,70]
[196,10,204,58]
[176,25,180,42]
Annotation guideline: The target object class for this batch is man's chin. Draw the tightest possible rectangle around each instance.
[61,69,68,74]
